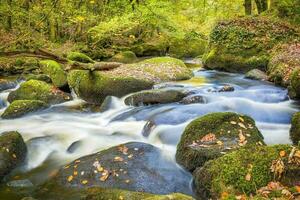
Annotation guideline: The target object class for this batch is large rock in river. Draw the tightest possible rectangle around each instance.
[68,57,192,105]
[36,187,194,200]
[290,112,300,145]
[124,89,187,106]
[203,17,299,73]
[39,60,68,88]
[1,100,49,119]
[43,142,192,195]
[193,145,300,199]
[7,80,72,104]
[0,131,27,181]
[176,112,264,172]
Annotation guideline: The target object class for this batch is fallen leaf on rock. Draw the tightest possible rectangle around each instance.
[280,150,286,157]
[200,133,216,142]
[270,158,285,179]
[114,156,124,162]
[67,175,73,182]
[230,121,237,125]
[288,147,300,165]
[217,141,223,145]
[100,170,109,181]
[73,171,78,176]
[12,154,16,159]
[118,145,128,155]
[245,173,251,181]
[81,180,88,185]
[238,133,247,146]
[125,179,130,183]
[239,117,245,122]
[238,122,247,129]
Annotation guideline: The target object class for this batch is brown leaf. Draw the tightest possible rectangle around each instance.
[114,156,124,162]
[200,133,216,142]
[270,158,285,179]
[100,170,110,181]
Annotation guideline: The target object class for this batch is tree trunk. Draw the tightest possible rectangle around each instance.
[244,0,252,15]
[6,0,13,30]
[255,0,268,14]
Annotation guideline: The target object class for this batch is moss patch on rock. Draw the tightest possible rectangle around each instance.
[68,57,192,104]
[67,52,94,63]
[109,51,138,63]
[0,131,27,181]
[1,100,49,119]
[290,112,300,145]
[176,112,264,172]
[203,17,299,73]
[40,60,68,88]
[7,80,72,104]
[124,89,187,106]
[193,145,300,199]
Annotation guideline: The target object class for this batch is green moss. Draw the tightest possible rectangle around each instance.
[67,52,94,63]
[176,112,264,171]
[7,80,72,104]
[40,60,67,88]
[67,70,153,105]
[110,51,137,63]
[290,112,300,145]
[290,68,300,98]
[1,100,49,119]
[193,145,299,199]
[203,17,299,72]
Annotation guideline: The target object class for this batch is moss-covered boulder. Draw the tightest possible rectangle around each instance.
[68,70,153,105]
[67,52,94,63]
[245,69,268,81]
[0,131,27,181]
[1,100,49,119]
[36,187,194,200]
[290,112,300,145]
[110,51,138,63]
[68,57,192,105]
[193,145,300,199]
[124,89,187,106]
[203,17,299,73]
[176,112,264,172]
[7,80,72,104]
[43,142,192,195]
[39,60,68,88]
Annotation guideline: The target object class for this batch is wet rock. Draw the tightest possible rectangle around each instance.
[7,179,34,188]
[43,142,192,195]
[176,112,264,172]
[141,120,157,137]
[67,52,94,63]
[124,89,187,106]
[290,112,300,145]
[36,187,194,200]
[7,80,72,104]
[0,131,27,181]
[180,95,206,104]
[218,85,234,92]
[245,69,268,81]
[40,60,68,88]
[67,140,83,154]
[68,57,192,105]
[109,51,138,64]
[1,100,49,119]
[0,79,17,92]
[193,145,300,199]
[99,96,113,112]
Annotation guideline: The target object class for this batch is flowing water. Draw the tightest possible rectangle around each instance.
[0,62,299,199]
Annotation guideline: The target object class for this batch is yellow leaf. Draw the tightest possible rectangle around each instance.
[279,150,286,157]
[67,175,73,182]
[81,180,88,185]
[245,173,251,181]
